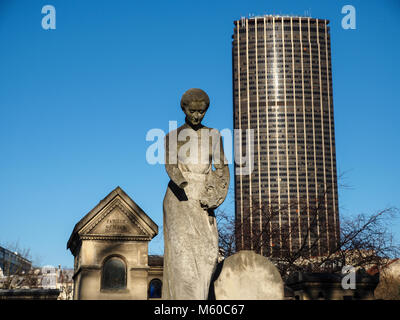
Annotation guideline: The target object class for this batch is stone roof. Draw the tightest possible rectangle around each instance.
[67,186,158,255]
[148,255,164,267]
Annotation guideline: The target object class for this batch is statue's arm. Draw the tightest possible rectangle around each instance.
[165,133,188,189]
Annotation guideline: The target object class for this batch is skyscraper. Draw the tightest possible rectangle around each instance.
[232,16,339,258]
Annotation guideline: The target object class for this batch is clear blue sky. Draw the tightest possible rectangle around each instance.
[0,0,399,267]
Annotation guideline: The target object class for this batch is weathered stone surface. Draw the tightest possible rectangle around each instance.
[374,259,400,300]
[162,89,229,300]
[213,250,284,300]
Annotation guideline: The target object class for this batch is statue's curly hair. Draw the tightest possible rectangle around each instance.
[180,88,210,110]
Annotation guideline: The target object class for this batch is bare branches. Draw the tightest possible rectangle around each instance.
[216,190,400,279]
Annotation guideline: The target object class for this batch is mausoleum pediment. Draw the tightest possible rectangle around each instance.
[81,199,149,237]
[67,187,158,254]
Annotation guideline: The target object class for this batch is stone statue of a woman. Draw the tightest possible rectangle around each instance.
[162,88,229,300]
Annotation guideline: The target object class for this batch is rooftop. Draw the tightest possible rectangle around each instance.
[234,15,329,24]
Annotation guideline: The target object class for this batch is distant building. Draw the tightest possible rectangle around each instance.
[41,265,57,289]
[0,246,32,276]
[57,267,74,300]
[0,251,74,299]
[232,15,340,257]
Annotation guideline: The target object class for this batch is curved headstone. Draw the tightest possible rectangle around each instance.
[213,250,284,300]
[374,259,400,300]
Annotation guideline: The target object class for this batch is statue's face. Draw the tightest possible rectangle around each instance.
[183,101,208,126]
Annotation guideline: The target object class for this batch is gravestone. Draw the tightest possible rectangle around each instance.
[213,250,284,300]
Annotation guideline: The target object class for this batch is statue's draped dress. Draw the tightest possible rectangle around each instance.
[162,125,228,300]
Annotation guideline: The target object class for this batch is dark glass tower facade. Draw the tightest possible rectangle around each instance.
[232,16,340,257]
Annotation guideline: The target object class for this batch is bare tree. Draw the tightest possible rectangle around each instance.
[216,189,400,280]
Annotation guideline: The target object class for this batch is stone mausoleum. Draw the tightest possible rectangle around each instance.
[67,187,163,300]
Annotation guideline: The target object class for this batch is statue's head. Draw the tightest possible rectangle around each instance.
[180,88,210,127]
